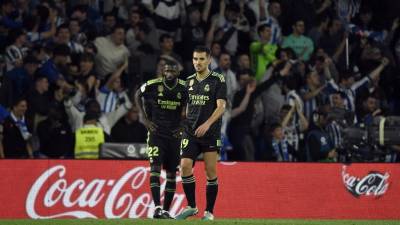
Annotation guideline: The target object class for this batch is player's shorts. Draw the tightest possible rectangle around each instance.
[180,131,221,161]
[147,134,180,172]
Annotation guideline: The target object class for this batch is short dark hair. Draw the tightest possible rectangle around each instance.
[56,23,70,36]
[164,59,178,68]
[269,122,282,133]
[72,4,88,14]
[12,97,27,108]
[257,24,271,34]
[339,69,355,82]
[111,23,125,34]
[159,33,172,43]
[80,53,95,62]
[237,68,253,77]
[194,46,211,57]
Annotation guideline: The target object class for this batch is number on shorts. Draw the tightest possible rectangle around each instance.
[147,146,159,158]
[181,139,189,149]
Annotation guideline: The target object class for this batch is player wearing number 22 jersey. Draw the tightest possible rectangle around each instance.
[135,61,187,219]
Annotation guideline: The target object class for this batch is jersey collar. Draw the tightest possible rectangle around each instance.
[196,70,212,82]
[162,78,178,90]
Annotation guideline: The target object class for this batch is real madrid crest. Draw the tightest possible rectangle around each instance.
[158,85,164,96]
[177,92,181,99]
[188,79,194,91]
[204,84,210,92]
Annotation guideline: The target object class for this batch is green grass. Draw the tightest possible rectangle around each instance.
[1,219,400,225]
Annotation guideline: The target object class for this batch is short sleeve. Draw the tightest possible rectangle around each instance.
[215,78,227,101]
[138,83,147,97]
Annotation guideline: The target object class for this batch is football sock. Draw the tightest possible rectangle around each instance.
[150,170,161,206]
[182,174,196,208]
[163,174,176,211]
[206,177,218,213]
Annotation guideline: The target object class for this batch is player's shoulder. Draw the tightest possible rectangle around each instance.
[177,79,186,87]
[210,71,225,83]
[186,73,196,80]
[146,77,163,86]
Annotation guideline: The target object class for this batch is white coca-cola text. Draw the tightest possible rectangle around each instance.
[341,166,389,196]
[26,165,185,219]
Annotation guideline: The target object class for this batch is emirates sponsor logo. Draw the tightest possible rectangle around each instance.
[341,166,390,197]
[26,165,185,219]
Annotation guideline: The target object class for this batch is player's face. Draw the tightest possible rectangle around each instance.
[193,51,210,73]
[163,64,179,81]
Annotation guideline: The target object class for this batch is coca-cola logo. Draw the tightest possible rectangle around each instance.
[26,165,185,219]
[341,166,390,197]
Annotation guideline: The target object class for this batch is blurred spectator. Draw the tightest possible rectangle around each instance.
[94,24,129,80]
[235,52,251,72]
[39,44,71,87]
[300,70,327,121]
[23,10,57,44]
[307,13,330,48]
[5,28,28,71]
[263,122,296,161]
[142,0,181,37]
[214,1,251,56]
[69,18,88,46]
[64,95,131,135]
[26,75,50,130]
[97,59,129,113]
[181,4,209,72]
[228,67,287,161]
[5,55,39,105]
[1,98,33,159]
[98,12,117,36]
[250,24,278,81]
[258,0,282,45]
[54,23,84,54]
[74,111,110,159]
[0,0,22,29]
[158,34,183,68]
[306,108,336,162]
[282,19,314,61]
[36,106,74,158]
[325,58,389,112]
[70,4,98,42]
[111,106,147,143]
[215,52,239,106]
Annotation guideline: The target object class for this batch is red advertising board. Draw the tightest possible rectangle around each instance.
[0,160,399,219]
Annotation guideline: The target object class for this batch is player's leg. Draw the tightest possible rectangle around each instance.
[161,138,180,219]
[147,135,163,219]
[202,150,218,220]
[175,135,200,220]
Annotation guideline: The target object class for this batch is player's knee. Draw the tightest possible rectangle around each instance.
[180,159,193,175]
[205,166,217,179]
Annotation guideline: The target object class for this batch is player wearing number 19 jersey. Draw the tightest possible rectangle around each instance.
[176,46,227,221]
[135,60,187,219]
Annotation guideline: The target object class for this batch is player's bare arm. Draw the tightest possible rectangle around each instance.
[134,88,158,132]
[195,99,226,137]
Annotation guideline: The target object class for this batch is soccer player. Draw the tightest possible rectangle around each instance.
[135,60,187,219]
[175,46,227,220]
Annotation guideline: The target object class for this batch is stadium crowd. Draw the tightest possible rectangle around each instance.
[0,0,400,162]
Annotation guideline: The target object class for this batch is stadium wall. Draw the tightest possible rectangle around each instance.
[0,160,399,219]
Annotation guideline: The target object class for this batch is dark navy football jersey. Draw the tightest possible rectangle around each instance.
[184,71,227,138]
[139,77,188,138]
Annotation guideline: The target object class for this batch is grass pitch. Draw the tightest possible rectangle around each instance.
[0,219,399,225]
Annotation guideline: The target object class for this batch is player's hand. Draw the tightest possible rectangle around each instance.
[195,122,211,137]
[381,57,389,67]
[143,119,158,132]
[246,79,256,94]
[328,149,337,159]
